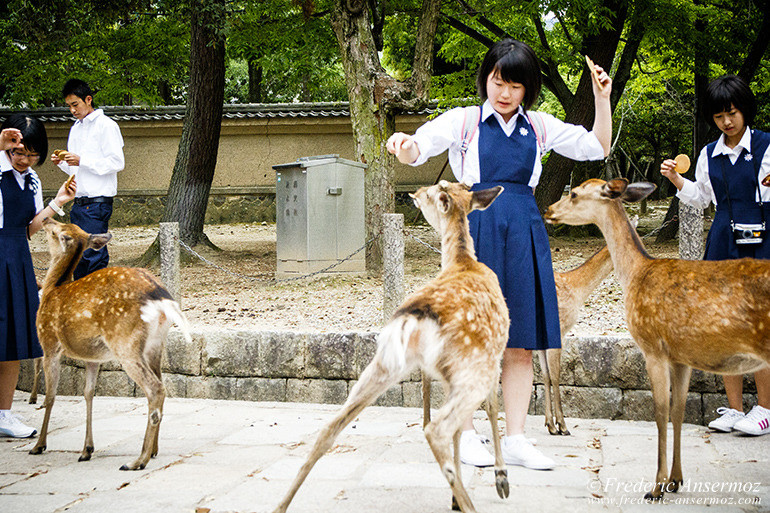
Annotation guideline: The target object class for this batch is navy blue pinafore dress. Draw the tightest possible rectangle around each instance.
[0,170,43,361]
[468,112,561,350]
[704,130,770,261]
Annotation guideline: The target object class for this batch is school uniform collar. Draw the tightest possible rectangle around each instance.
[712,126,752,157]
[481,101,530,129]
[76,108,105,126]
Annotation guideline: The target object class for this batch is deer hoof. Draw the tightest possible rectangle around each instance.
[644,491,664,502]
[28,397,37,405]
[451,495,461,511]
[559,427,571,436]
[78,447,94,461]
[29,445,46,455]
[495,469,510,498]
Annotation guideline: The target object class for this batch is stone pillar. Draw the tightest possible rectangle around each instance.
[679,202,704,260]
[382,214,405,324]
[160,222,181,306]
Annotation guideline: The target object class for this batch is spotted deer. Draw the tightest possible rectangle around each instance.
[272,181,511,513]
[424,243,617,437]
[29,218,191,471]
[544,178,770,500]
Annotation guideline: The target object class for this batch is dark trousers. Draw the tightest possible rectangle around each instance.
[69,200,113,280]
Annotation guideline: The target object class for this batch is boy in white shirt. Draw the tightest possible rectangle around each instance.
[52,79,124,279]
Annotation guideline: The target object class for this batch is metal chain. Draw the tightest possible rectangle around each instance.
[640,214,679,240]
[406,230,442,254]
[178,235,378,284]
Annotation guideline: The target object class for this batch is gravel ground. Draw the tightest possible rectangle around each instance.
[29,200,687,336]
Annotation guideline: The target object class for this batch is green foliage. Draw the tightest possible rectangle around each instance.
[0,1,189,107]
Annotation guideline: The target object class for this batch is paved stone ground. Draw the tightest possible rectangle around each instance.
[1,391,768,513]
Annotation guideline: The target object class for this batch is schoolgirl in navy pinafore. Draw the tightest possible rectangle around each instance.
[0,167,43,361]
[704,129,770,261]
[468,112,561,350]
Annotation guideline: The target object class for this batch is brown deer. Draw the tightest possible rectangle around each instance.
[544,244,613,435]
[29,218,191,471]
[544,178,770,500]
[272,181,511,513]
[423,244,616,437]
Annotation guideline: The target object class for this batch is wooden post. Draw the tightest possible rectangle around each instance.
[159,222,181,306]
[382,213,405,324]
[679,203,703,260]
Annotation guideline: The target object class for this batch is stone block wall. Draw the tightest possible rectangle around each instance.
[18,330,758,427]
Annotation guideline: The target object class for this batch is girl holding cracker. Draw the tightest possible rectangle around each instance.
[661,75,770,436]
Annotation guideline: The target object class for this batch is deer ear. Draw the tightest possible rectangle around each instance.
[409,192,421,209]
[437,191,452,214]
[58,233,73,251]
[622,182,657,203]
[88,233,112,251]
[470,186,503,211]
[601,178,629,199]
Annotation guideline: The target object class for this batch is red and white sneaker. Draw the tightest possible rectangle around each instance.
[733,405,770,436]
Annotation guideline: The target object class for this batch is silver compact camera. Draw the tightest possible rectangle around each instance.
[732,222,765,244]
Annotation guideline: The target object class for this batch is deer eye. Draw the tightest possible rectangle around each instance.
[570,192,577,200]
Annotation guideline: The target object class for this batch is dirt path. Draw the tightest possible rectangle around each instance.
[29,200,684,335]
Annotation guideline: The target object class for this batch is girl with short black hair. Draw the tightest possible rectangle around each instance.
[661,74,770,436]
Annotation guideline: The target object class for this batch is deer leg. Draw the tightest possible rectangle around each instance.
[29,353,62,455]
[424,378,492,513]
[29,357,42,405]
[547,348,569,435]
[643,354,671,501]
[450,429,462,511]
[273,358,401,513]
[422,372,432,427]
[147,344,164,458]
[119,359,165,471]
[483,379,509,499]
[538,350,557,435]
[668,363,692,493]
[79,362,100,462]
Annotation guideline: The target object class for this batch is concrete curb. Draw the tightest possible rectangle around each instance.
[18,330,758,427]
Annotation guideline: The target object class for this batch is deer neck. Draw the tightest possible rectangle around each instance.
[439,213,476,269]
[594,201,651,289]
[42,242,85,292]
[561,246,613,304]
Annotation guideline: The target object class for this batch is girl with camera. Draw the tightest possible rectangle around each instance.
[661,74,770,436]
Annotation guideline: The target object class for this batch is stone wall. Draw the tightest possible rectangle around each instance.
[18,330,758,427]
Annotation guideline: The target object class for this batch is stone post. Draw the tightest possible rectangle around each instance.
[160,222,181,306]
[383,214,405,324]
[679,202,704,260]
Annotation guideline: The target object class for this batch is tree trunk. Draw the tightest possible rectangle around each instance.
[138,0,226,266]
[248,58,262,103]
[534,0,628,211]
[329,0,440,272]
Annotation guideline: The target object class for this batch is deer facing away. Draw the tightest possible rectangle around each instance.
[544,178,770,500]
[272,181,511,513]
[29,218,191,471]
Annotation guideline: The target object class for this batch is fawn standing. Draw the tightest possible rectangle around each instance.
[272,181,510,513]
[30,218,191,471]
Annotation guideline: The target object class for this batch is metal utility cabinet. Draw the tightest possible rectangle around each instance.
[273,155,367,276]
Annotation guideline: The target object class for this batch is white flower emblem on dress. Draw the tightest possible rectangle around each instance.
[745,153,753,162]
[519,127,529,137]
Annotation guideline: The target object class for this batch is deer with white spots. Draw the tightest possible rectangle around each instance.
[544,178,770,500]
[272,181,511,513]
[29,218,191,471]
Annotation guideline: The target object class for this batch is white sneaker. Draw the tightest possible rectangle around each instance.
[502,434,554,470]
[708,407,745,432]
[0,411,37,438]
[459,430,494,467]
[733,405,770,436]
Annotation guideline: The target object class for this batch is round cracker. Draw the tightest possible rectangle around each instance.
[674,154,690,174]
